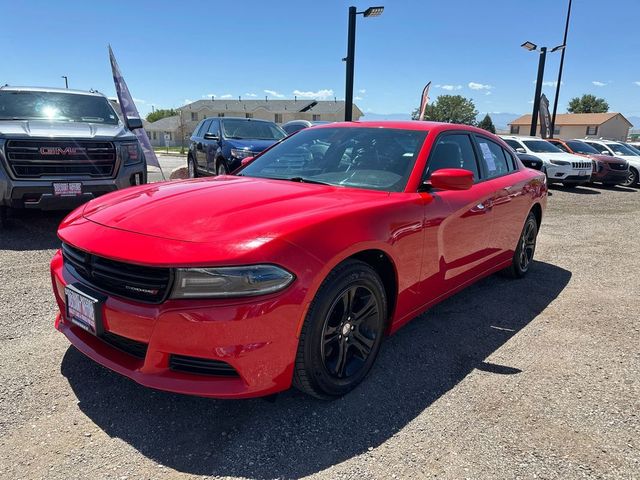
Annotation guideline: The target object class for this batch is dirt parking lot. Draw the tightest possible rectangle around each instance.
[0,183,638,479]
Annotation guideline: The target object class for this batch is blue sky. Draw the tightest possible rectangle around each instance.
[1,0,639,119]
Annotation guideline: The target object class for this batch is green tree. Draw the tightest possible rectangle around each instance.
[567,94,609,114]
[412,95,478,125]
[146,108,178,123]
[477,114,496,133]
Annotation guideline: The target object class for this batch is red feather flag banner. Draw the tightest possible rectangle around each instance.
[417,81,432,121]
[109,45,163,177]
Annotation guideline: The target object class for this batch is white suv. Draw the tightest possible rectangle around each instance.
[500,136,593,186]
[581,139,640,187]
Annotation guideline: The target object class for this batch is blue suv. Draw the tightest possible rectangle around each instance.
[188,117,285,177]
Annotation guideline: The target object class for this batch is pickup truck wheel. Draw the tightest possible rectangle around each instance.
[293,260,387,399]
[188,156,198,178]
[501,212,538,279]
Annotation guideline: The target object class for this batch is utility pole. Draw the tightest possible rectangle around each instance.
[550,0,572,138]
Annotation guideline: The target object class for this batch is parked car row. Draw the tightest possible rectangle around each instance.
[500,135,639,188]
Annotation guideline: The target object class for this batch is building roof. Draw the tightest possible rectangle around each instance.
[146,115,181,130]
[179,99,361,116]
[510,112,632,127]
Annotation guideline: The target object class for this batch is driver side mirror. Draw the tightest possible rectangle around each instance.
[425,168,474,191]
[515,147,526,154]
[126,117,143,130]
[601,150,611,156]
[240,156,254,167]
[204,132,219,141]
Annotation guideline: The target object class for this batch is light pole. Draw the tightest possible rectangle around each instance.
[344,5,384,121]
[61,76,68,89]
[522,41,564,136]
[550,0,572,138]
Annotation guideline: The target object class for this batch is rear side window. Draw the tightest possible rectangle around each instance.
[553,141,570,153]
[475,137,511,179]
[425,134,479,181]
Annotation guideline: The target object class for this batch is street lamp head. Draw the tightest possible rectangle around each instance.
[521,41,537,51]
[363,6,384,17]
[551,44,566,52]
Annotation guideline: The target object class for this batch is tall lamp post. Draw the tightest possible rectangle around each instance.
[550,0,572,138]
[344,5,384,121]
[521,41,564,136]
[61,76,68,89]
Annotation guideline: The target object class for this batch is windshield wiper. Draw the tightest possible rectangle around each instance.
[287,177,331,185]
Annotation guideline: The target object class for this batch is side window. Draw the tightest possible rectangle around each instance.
[425,134,479,181]
[207,119,219,136]
[503,139,523,152]
[502,147,517,171]
[554,142,570,153]
[475,137,510,179]
[195,120,208,137]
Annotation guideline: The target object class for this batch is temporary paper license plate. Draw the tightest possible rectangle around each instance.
[65,285,102,335]
[54,182,82,196]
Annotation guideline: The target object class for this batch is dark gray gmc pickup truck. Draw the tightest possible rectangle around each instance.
[0,86,147,227]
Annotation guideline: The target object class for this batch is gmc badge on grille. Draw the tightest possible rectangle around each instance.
[40,147,86,155]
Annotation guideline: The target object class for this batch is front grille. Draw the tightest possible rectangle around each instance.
[62,243,172,303]
[169,354,239,377]
[571,161,591,169]
[5,140,116,178]
[102,331,148,359]
[609,162,628,171]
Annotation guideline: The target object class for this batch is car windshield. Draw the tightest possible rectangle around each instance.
[239,127,428,192]
[566,140,600,155]
[606,143,638,156]
[522,140,563,153]
[222,119,286,140]
[0,91,120,124]
[624,143,640,155]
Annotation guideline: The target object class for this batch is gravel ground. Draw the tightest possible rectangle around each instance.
[0,183,638,479]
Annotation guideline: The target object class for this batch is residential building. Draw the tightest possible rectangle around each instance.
[508,113,633,141]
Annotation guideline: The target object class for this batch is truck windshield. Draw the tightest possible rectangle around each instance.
[0,91,120,125]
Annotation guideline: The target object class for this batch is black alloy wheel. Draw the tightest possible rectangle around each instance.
[293,260,387,398]
[502,211,538,279]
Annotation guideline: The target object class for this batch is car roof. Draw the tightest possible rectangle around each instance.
[314,121,500,136]
[0,85,106,97]
[499,135,543,141]
[579,138,620,144]
[219,117,277,124]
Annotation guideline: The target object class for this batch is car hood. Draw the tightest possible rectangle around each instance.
[586,154,627,165]
[0,119,133,140]
[80,176,390,244]
[527,151,585,163]
[224,138,279,153]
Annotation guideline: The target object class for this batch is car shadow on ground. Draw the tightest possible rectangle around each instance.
[548,184,600,195]
[0,209,66,250]
[61,261,571,479]
[592,184,637,193]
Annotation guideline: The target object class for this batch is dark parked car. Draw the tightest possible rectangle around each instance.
[281,119,330,135]
[187,117,285,177]
[516,153,544,171]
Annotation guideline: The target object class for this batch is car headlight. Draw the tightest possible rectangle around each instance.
[231,148,253,159]
[171,265,295,299]
[121,142,142,165]
[549,159,570,166]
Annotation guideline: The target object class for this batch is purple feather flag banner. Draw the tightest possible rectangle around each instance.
[108,45,163,175]
[417,81,431,121]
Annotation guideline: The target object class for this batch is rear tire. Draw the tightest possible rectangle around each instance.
[293,260,387,399]
[501,212,538,279]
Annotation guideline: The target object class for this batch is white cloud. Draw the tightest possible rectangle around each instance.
[244,92,257,97]
[202,93,216,98]
[358,89,367,94]
[484,91,492,96]
[264,89,284,98]
[132,97,146,104]
[354,96,363,101]
[183,99,193,105]
[220,94,233,99]
[634,81,640,86]
[592,81,607,87]
[537,80,563,87]
[293,89,335,99]
[436,84,462,91]
[468,82,493,90]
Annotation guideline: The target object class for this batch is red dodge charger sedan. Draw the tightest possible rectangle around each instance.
[51,122,547,399]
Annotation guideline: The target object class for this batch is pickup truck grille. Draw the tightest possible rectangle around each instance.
[61,243,172,303]
[5,140,116,178]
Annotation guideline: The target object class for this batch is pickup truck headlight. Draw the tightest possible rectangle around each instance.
[231,148,253,159]
[549,159,570,166]
[171,265,295,299]
[121,142,142,165]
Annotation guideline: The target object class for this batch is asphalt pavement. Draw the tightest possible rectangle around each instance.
[0,183,638,479]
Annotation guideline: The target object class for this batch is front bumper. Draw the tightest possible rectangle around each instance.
[0,165,146,209]
[50,251,303,399]
[591,167,629,184]
[545,164,591,184]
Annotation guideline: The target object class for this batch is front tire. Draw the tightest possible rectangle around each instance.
[188,156,198,178]
[502,212,538,279]
[293,260,387,399]
[620,167,638,187]
[216,159,228,176]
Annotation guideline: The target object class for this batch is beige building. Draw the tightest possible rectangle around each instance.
[508,113,633,141]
